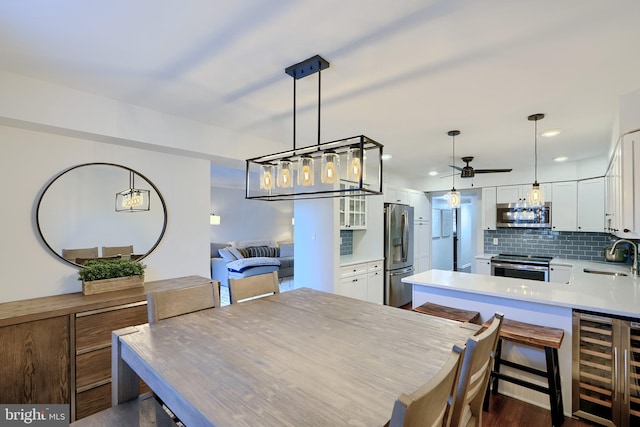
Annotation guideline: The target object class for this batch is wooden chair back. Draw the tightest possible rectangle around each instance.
[147,281,221,323]
[102,245,134,257]
[62,247,99,262]
[388,344,465,427]
[450,313,504,427]
[228,271,280,304]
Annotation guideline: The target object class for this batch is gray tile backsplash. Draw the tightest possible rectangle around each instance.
[484,229,621,261]
[340,230,353,256]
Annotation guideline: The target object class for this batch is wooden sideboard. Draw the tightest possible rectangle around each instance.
[0,275,214,422]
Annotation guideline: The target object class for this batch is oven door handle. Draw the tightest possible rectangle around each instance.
[490,262,549,272]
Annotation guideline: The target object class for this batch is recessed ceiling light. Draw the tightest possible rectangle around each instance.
[542,129,562,137]
[554,156,568,162]
[381,153,392,160]
[428,171,438,176]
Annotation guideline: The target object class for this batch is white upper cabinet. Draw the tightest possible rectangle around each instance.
[409,189,430,220]
[482,187,497,230]
[577,178,605,232]
[496,185,523,204]
[605,143,622,234]
[616,130,640,238]
[383,184,410,205]
[339,181,367,230]
[496,183,552,204]
[551,181,577,231]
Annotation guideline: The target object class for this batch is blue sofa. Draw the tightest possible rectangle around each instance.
[210,240,294,287]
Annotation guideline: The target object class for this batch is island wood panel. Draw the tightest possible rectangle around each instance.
[117,288,479,426]
[0,315,70,404]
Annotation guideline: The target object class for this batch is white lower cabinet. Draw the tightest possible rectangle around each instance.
[475,255,492,275]
[338,260,384,304]
[549,264,572,284]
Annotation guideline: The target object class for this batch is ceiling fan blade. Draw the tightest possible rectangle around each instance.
[440,172,457,178]
[474,168,513,174]
[448,165,463,171]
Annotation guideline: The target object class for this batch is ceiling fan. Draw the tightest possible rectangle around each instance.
[447,156,513,178]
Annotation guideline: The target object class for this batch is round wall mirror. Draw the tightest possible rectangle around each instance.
[37,163,167,267]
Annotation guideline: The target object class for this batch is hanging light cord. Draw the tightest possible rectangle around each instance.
[534,116,538,184]
[451,133,456,191]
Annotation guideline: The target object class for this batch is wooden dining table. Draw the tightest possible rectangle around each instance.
[112,287,479,426]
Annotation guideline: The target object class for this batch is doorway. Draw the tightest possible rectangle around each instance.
[430,191,479,272]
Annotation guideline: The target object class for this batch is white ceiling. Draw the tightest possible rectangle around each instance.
[2,0,639,185]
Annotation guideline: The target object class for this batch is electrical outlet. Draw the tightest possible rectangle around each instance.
[493,238,499,245]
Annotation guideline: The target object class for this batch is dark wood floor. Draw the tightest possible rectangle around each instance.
[484,393,597,427]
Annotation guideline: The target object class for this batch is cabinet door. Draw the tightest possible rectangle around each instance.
[475,257,491,275]
[617,131,640,239]
[605,146,622,234]
[496,185,522,204]
[578,178,605,232]
[549,264,572,284]
[482,187,497,230]
[552,181,578,231]
[573,312,617,425]
[0,316,70,404]
[625,320,640,426]
[409,190,430,220]
[367,270,384,304]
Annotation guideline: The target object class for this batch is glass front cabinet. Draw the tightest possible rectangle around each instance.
[573,311,640,426]
[339,181,367,230]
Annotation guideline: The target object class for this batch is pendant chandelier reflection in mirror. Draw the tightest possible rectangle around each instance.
[116,170,150,212]
[246,55,383,201]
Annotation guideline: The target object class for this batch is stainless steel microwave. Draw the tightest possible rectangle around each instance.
[496,202,551,228]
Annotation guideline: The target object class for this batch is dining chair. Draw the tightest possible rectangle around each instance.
[146,281,221,323]
[387,344,466,427]
[228,271,280,304]
[449,312,504,427]
[62,247,99,262]
[103,245,134,257]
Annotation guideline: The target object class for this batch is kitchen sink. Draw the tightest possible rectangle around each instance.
[583,268,628,277]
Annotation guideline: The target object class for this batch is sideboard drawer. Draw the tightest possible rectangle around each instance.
[76,347,110,390]
[75,302,147,352]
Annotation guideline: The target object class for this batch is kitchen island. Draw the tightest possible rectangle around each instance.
[403,262,640,418]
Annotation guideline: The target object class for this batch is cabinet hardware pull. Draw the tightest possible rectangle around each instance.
[614,346,618,401]
[624,349,628,404]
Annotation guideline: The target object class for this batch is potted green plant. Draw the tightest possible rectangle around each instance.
[78,258,146,295]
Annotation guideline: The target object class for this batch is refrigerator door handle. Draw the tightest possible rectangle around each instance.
[401,210,409,262]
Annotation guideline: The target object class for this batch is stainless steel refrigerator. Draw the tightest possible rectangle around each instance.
[384,203,414,307]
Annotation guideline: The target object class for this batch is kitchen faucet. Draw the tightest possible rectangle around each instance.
[610,239,638,277]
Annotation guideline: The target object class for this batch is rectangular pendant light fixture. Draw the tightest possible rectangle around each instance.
[116,170,150,212]
[245,55,383,201]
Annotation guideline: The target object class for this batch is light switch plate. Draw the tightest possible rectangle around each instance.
[493,238,499,245]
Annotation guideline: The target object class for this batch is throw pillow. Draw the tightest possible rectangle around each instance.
[218,247,237,261]
[279,242,294,257]
[228,247,245,259]
[246,246,273,257]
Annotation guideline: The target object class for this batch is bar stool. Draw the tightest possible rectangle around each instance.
[483,317,565,427]
[413,301,481,324]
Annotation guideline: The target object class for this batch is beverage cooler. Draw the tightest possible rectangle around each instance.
[572,311,640,426]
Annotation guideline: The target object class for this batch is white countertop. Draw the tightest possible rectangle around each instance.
[403,260,640,319]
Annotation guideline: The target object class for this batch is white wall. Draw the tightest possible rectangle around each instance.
[293,198,340,292]
[0,125,210,303]
[210,186,293,244]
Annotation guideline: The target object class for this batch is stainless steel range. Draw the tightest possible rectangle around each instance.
[490,254,553,282]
